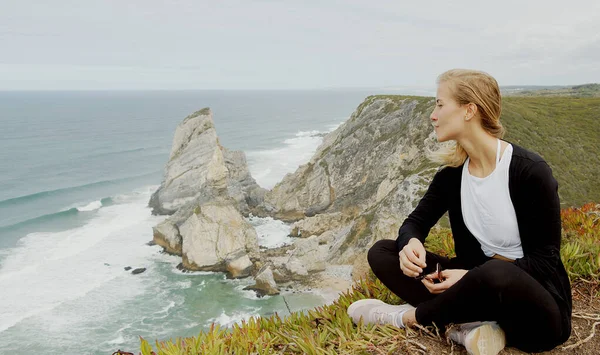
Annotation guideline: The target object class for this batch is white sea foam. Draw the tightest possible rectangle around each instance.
[76,200,103,212]
[174,280,192,289]
[246,130,325,189]
[230,280,272,300]
[196,279,207,291]
[238,289,261,300]
[245,120,348,190]
[108,334,125,345]
[0,187,166,333]
[325,121,345,133]
[152,301,177,320]
[247,215,293,249]
[168,268,215,276]
[111,185,160,204]
[238,287,271,300]
[296,130,322,137]
[205,308,261,329]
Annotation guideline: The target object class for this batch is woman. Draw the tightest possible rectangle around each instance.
[347,69,572,355]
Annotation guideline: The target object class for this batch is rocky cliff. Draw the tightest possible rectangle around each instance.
[149,108,265,216]
[149,97,440,288]
[262,96,439,269]
[264,96,435,219]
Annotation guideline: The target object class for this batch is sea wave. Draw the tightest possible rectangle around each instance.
[0,171,160,208]
[76,201,103,212]
[0,194,165,333]
[0,208,80,232]
[81,145,165,160]
[246,128,331,189]
[0,192,139,233]
[100,197,115,206]
[0,197,115,232]
[295,130,323,137]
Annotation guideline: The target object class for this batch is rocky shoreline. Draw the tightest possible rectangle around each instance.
[147,96,436,298]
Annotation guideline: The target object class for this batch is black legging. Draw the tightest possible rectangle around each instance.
[368,239,566,353]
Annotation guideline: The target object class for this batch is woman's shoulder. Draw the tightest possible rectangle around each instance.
[507,142,556,183]
[508,142,547,166]
[436,164,463,177]
[430,164,463,188]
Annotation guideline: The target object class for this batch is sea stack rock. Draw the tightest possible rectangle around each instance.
[179,196,260,277]
[148,108,266,216]
[149,107,267,275]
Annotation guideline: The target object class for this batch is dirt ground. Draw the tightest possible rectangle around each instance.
[389,281,600,355]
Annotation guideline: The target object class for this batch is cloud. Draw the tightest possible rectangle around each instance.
[0,0,599,89]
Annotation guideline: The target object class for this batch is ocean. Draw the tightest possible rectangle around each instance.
[0,88,432,354]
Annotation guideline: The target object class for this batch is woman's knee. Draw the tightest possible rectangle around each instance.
[367,239,398,270]
[468,259,520,291]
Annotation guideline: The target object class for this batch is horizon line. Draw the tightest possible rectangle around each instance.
[0,83,597,92]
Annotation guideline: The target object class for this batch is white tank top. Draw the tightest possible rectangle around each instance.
[460,139,524,260]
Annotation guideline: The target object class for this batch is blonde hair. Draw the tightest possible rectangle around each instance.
[430,69,505,167]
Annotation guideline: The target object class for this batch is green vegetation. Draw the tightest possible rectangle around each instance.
[560,203,600,280]
[139,277,407,355]
[424,227,455,258]
[354,95,432,118]
[414,97,436,116]
[501,96,600,207]
[504,83,600,97]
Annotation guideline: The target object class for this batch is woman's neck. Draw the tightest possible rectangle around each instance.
[458,132,500,178]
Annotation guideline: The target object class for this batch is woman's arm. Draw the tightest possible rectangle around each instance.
[513,161,562,280]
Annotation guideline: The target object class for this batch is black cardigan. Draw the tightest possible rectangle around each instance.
[396,143,572,341]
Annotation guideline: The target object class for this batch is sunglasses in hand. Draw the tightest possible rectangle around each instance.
[415,262,444,283]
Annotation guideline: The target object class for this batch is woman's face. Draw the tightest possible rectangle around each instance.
[430,82,467,142]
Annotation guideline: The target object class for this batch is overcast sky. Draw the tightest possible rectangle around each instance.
[1,0,599,90]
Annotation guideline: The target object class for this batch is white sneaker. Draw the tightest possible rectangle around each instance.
[446,321,506,355]
[347,299,415,328]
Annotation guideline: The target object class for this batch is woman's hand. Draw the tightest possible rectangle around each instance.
[421,269,468,294]
[399,238,427,277]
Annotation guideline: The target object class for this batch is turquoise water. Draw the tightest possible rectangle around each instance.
[0,89,431,354]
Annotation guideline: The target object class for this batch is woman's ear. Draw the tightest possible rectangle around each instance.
[464,103,478,121]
